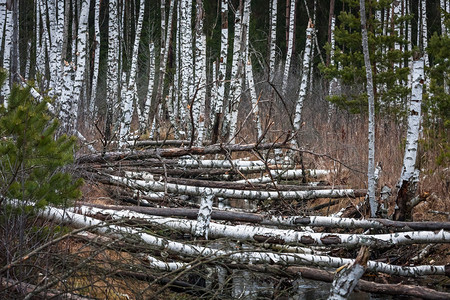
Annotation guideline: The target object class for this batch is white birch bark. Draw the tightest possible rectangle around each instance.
[328,15,338,120]
[392,0,402,70]
[197,34,207,144]
[1,5,12,99]
[180,0,194,136]
[119,2,145,147]
[106,0,120,136]
[141,42,155,132]
[76,205,450,249]
[227,3,243,142]
[110,174,355,201]
[5,199,445,278]
[193,0,206,146]
[281,0,296,95]
[328,247,369,300]
[151,0,175,132]
[421,0,429,67]
[194,194,214,238]
[247,58,262,138]
[399,59,424,185]
[360,0,377,218]
[59,62,76,127]
[146,255,189,271]
[441,0,448,36]
[210,61,218,123]
[46,0,64,98]
[215,0,228,120]
[35,0,45,77]
[89,0,101,116]
[308,0,317,97]
[292,22,314,145]
[269,0,278,80]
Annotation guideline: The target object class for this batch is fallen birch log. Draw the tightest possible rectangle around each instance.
[123,171,348,192]
[75,206,450,248]
[76,142,290,164]
[234,265,450,300]
[109,175,358,200]
[328,246,370,300]
[26,203,449,276]
[79,203,450,231]
[128,140,190,147]
[236,169,331,183]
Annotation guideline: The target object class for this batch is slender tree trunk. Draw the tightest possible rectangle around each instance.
[1,4,12,100]
[68,0,90,132]
[281,0,296,95]
[360,0,377,218]
[292,21,314,146]
[89,0,101,117]
[180,0,194,138]
[142,42,155,132]
[150,0,175,135]
[226,0,244,142]
[269,0,278,80]
[212,0,229,143]
[106,0,120,142]
[119,2,145,146]
[326,0,336,66]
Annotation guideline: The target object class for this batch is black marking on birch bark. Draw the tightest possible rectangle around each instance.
[321,235,342,245]
[293,217,311,225]
[253,234,286,244]
[300,236,315,245]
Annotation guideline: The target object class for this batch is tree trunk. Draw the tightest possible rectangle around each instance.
[269,0,278,80]
[328,246,370,300]
[106,0,120,142]
[89,0,101,117]
[119,1,145,146]
[394,58,425,221]
[360,0,377,218]
[292,20,314,147]
[281,0,296,95]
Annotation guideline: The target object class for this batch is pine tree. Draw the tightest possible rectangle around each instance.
[0,70,83,209]
[321,0,412,117]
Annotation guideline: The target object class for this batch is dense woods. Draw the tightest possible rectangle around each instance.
[0,0,449,299]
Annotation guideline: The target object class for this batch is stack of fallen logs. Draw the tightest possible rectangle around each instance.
[68,141,450,299]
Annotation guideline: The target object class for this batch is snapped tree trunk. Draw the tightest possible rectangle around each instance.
[328,246,370,300]
[394,58,425,221]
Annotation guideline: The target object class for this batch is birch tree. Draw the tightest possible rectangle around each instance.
[292,21,314,147]
[1,3,12,99]
[119,2,145,146]
[106,0,120,141]
[394,58,425,221]
[68,0,90,132]
[360,0,377,218]
[180,0,194,137]
[142,42,155,132]
[269,0,278,81]
[193,0,207,146]
[226,1,243,142]
[281,0,296,95]
[150,0,175,135]
[212,0,229,142]
[89,0,101,117]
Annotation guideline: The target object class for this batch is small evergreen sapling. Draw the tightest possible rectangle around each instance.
[0,69,83,209]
